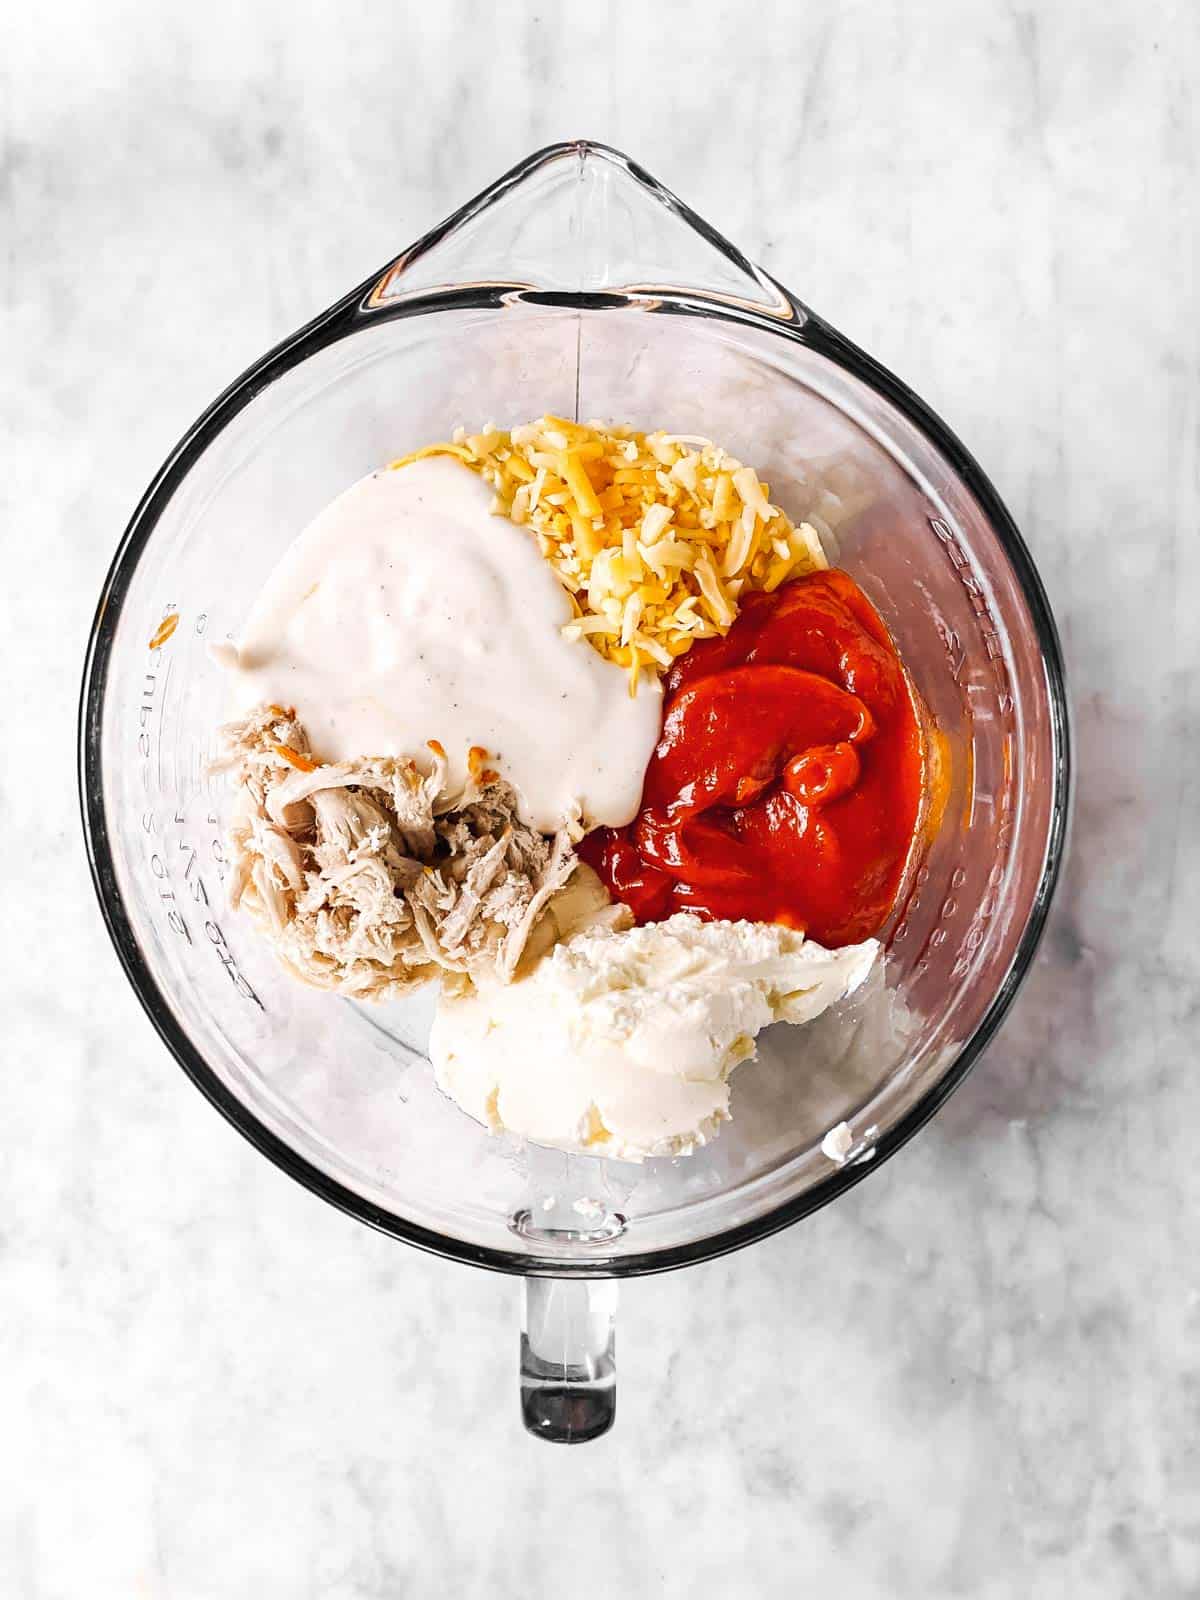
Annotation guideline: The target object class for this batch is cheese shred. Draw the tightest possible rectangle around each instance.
[390,418,829,689]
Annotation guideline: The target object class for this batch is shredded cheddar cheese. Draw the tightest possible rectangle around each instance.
[273,743,319,772]
[390,417,829,690]
[148,613,180,651]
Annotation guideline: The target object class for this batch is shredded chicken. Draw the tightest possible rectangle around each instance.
[212,705,580,999]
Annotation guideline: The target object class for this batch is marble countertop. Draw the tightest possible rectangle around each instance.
[5,1,1196,1594]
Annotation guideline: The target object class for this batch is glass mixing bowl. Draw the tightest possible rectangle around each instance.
[79,142,1069,1443]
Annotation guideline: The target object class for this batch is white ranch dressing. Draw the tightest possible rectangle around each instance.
[224,456,661,832]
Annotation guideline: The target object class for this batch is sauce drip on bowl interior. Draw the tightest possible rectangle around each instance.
[580,569,926,947]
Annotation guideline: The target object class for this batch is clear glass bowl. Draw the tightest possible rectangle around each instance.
[79,142,1069,1441]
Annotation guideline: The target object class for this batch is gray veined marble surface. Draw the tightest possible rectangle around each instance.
[3,0,1198,1595]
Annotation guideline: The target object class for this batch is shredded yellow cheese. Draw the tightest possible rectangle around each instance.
[273,743,319,772]
[148,612,179,651]
[390,417,829,690]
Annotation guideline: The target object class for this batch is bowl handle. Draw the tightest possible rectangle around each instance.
[519,1278,617,1443]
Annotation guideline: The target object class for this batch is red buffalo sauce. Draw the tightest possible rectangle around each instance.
[580,569,926,947]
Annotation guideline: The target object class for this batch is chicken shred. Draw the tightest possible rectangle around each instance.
[212,705,580,999]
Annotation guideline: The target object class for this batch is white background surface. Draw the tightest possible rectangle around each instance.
[4,2,1197,1595]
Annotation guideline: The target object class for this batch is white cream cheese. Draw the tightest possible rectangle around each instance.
[223,456,661,833]
[430,913,878,1162]
[821,1122,854,1164]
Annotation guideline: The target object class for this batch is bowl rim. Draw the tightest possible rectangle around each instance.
[78,141,1071,1279]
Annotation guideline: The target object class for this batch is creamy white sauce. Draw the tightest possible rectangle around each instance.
[226,457,661,832]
